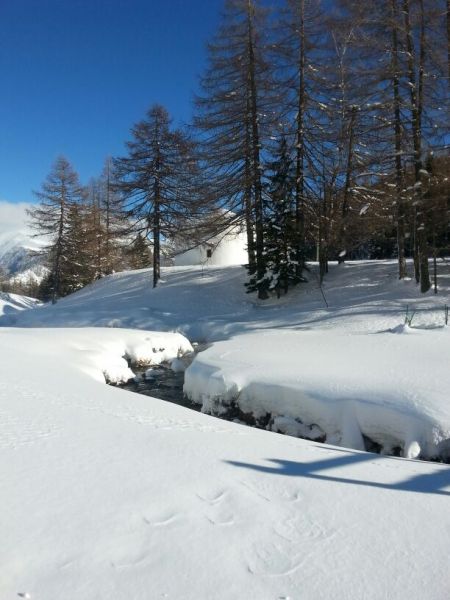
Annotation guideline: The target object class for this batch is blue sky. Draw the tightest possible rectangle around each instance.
[0,0,223,203]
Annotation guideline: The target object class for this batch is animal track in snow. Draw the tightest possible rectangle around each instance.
[206,509,235,526]
[240,479,303,504]
[273,514,332,544]
[196,490,226,505]
[247,541,304,577]
[143,512,180,527]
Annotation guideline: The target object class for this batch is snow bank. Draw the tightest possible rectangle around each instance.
[89,329,192,383]
[184,327,450,460]
[1,327,450,600]
[0,291,40,316]
[4,327,193,385]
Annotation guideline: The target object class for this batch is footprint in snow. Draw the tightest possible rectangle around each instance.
[240,479,303,504]
[143,512,179,527]
[196,490,227,505]
[206,510,235,526]
[247,542,304,577]
[273,514,331,544]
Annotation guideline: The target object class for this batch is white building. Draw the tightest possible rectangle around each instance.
[173,222,248,267]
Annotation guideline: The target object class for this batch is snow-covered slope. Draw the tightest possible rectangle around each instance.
[0,230,47,282]
[5,259,450,335]
[1,326,449,600]
[184,327,450,460]
[0,291,40,317]
[2,260,450,599]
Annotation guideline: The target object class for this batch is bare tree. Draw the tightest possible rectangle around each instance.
[195,0,273,298]
[114,104,198,288]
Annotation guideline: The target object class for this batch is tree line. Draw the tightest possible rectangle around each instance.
[29,0,449,302]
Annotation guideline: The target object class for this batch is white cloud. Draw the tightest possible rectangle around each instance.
[0,201,33,237]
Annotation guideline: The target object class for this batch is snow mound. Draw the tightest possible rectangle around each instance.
[16,327,193,385]
[184,328,450,460]
[0,291,40,316]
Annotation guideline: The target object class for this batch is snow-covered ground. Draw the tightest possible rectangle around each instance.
[0,291,40,317]
[2,260,450,598]
[184,326,450,461]
[4,259,449,337]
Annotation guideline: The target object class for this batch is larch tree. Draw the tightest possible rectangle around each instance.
[195,0,273,299]
[114,104,198,288]
[271,0,327,277]
[28,156,86,303]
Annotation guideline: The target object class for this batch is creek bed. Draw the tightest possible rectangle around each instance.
[119,363,202,411]
[116,342,208,411]
[113,344,449,464]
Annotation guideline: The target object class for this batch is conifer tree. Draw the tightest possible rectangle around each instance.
[114,104,197,288]
[63,202,96,294]
[126,233,153,270]
[195,0,273,299]
[271,0,327,277]
[28,156,86,303]
[248,136,300,297]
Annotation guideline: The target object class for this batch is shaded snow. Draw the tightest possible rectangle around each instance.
[0,291,41,316]
[5,259,449,336]
[184,327,450,460]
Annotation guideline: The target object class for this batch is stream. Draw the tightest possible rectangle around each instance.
[113,344,449,464]
[117,343,207,412]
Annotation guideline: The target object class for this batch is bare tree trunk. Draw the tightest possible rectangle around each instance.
[447,0,450,82]
[338,105,357,263]
[105,158,112,273]
[433,234,438,294]
[391,0,407,279]
[403,0,430,292]
[247,0,267,299]
[52,186,66,304]
[295,0,306,277]
[244,97,256,273]
[319,186,329,284]
[153,198,161,289]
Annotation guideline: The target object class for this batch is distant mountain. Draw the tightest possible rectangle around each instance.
[0,230,48,283]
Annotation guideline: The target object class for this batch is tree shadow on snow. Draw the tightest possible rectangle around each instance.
[227,450,450,497]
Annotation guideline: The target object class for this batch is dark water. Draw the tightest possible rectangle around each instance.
[119,363,202,411]
[114,344,449,464]
[117,343,209,411]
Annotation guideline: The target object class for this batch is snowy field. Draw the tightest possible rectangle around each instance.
[2,260,450,599]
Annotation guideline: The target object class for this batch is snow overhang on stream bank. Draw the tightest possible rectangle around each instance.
[2,327,194,385]
[184,327,450,461]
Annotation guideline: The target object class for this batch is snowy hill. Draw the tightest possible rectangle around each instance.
[0,229,47,282]
[6,258,450,335]
[1,260,450,599]
[0,291,41,317]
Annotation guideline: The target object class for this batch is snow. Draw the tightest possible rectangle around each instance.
[184,327,450,460]
[0,291,40,316]
[2,259,450,598]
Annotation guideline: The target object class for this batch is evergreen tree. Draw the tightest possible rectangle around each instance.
[247,137,300,297]
[60,202,95,295]
[28,156,86,303]
[126,233,152,270]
